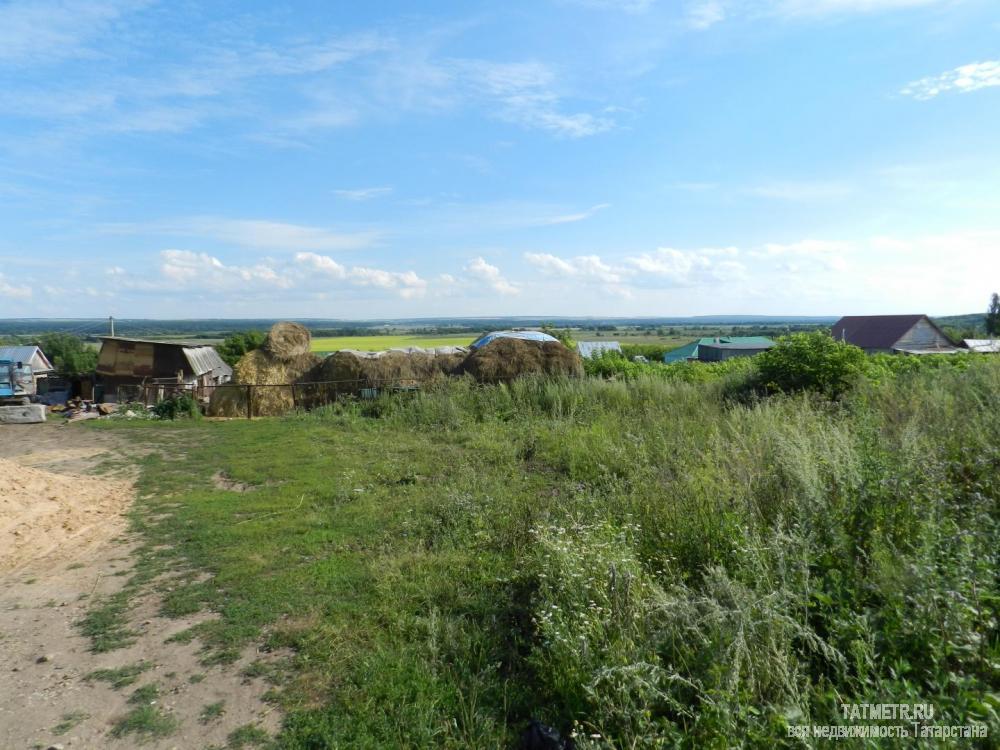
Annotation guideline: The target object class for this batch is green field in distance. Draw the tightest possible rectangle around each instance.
[310,334,475,353]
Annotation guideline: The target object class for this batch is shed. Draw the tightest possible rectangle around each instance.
[0,345,55,390]
[964,339,1000,353]
[831,315,961,354]
[96,337,232,403]
[664,337,774,364]
[577,341,622,359]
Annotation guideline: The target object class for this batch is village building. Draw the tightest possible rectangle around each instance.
[963,339,1000,353]
[95,337,232,403]
[831,315,962,355]
[0,345,55,392]
[663,336,775,364]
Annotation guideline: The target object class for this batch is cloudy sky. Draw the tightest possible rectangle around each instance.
[1,0,998,319]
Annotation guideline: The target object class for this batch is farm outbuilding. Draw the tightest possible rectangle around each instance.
[0,345,55,391]
[96,337,232,403]
[663,337,775,364]
[577,341,622,359]
[964,339,1000,353]
[831,315,962,355]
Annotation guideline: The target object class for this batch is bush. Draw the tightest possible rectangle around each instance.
[217,330,266,367]
[152,393,200,420]
[756,331,867,398]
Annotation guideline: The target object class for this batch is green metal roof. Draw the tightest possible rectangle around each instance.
[663,337,775,364]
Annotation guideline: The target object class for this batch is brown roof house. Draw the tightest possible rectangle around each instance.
[831,315,962,355]
[96,337,232,403]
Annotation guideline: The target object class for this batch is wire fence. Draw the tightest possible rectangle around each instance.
[124,379,422,418]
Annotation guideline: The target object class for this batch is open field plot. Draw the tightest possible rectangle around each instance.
[71,363,1000,747]
[310,334,475,353]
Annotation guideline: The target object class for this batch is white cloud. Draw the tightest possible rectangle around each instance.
[105,217,379,252]
[687,1,726,29]
[160,250,291,290]
[0,0,143,65]
[465,257,520,295]
[294,252,427,298]
[536,203,611,225]
[524,252,626,283]
[626,247,745,285]
[746,180,853,201]
[0,273,32,298]
[334,187,393,201]
[901,61,1000,100]
[752,240,850,272]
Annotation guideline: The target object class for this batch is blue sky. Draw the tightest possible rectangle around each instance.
[1,0,998,319]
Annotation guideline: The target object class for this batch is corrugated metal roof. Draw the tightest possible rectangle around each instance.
[663,337,774,363]
[577,341,622,358]
[964,339,1000,353]
[0,346,55,372]
[182,346,232,378]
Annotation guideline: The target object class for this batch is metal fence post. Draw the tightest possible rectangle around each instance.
[246,385,253,419]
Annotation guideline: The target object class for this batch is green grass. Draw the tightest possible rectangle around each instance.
[310,334,474,353]
[53,711,89,735]
[200,700,226,724]
[84,661,153,689]
[110,705,179,741]
[227,724,272,748]
[85,362,1000,747]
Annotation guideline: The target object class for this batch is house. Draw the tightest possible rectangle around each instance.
[964,339,1000,353]
[0,345,55,392]
[831,315,961,355]
[663,337,775,364]
[577,341,622,359]
[96,337,232,403]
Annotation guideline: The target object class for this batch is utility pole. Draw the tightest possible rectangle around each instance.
[109,315,115,337]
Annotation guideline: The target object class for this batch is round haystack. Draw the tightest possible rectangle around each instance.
[460,338,583,384]
[209,347,321,417]
[262,321,311,360]
[305,348,467,398]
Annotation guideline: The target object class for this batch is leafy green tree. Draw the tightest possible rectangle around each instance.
[986,293,1000,337]
[217,330,266,366]
[756,331,868,398]
[36,333,99,376]
[540,324,576,349]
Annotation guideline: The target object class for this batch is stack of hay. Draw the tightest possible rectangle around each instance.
[305,346,467,399]
[460,338,583,384]
[209,322,321,416]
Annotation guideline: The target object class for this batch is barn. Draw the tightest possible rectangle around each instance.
[831,315,962,355]
[96,337,232,403]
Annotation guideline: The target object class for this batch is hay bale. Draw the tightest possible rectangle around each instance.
[460,338,583,384]
[212,348,320,417]
[262,321,311,360]
[305,348,465,397]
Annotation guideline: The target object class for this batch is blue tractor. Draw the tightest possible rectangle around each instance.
[0,359,34,406]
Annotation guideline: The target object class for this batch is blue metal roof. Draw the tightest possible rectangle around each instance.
[470,330,559,348]
[577,341,622,359]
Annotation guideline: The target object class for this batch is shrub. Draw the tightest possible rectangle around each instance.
[756,331,867,398]
[152,393,200,420]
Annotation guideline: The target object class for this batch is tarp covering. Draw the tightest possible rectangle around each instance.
[470,331,558,349]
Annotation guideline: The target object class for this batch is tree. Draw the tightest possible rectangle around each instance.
[36,333,98,376]
[756,331,868,399]
[540,324,576,349]
[986,293,1000,337]
[217,330,266,366]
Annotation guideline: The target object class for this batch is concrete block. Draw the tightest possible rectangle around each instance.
[0,404,46,424]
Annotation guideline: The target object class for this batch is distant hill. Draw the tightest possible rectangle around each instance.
[934,313,986,334]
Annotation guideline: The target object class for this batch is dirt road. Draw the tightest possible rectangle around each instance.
[0,423,280,749]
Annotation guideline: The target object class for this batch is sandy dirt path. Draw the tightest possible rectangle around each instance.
[0,423,281,749]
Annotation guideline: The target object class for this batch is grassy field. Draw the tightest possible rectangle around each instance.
[86,361,1000,747]
[310,334,475,353]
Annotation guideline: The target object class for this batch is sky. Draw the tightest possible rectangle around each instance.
[0,0,999,319]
